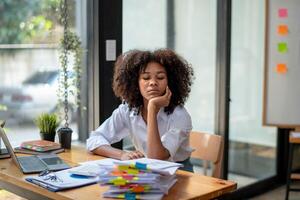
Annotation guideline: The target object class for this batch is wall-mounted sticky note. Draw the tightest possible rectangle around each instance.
[276,64,288,74]
[278,25,288,35]
[278,43,288,53]
[278,8,288,18]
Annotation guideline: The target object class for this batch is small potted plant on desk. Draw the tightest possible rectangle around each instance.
[35,113,59,142]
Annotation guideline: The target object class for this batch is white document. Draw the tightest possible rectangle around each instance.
[80,158,182,176]
[68,163,110,177]
[79,158,119,166]
[291,132,300,138]
[114,158,182,175]
[117,158,183,169]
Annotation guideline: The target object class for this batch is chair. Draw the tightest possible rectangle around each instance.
[285,131,300,200]
[189,131,223,178]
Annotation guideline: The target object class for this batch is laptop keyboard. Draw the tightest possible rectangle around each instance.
[18,156,47,172]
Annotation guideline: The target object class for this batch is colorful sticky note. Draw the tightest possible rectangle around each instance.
[276,64,288,74]
[118,165,129,171]
[110,177,127,186]
[278,25,288,35]
[135,162,147,170]
[125,193,137,200]
[131,185,145,193]
[127,168,139,175]
[278,8,288,18]
[123,175,134,180]
[111,170,124,176]
[278,43,288,53]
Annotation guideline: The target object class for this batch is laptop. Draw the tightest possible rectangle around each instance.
[0,127,70,174]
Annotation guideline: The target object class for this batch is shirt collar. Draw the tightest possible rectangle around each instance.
[129,107,169,122]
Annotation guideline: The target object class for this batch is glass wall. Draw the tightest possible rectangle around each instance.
[0,0,87,146]
[123,0,167,51]
[174,0,216,132]
[229,0,277,187]
[123,0,216,136]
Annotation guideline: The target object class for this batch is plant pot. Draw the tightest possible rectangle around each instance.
[57,127,73,149]
[40,132,56,142]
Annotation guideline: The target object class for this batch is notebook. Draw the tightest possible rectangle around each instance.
[14,146,65,155]
[20,140,61,152]
[0,127,70,174]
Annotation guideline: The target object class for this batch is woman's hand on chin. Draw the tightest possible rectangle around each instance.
[148,86,172,113]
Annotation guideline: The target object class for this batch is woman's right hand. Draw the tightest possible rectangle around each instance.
[120,150,144,160]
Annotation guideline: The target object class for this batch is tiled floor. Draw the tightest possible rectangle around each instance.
[250,183,300,200]
[0,190,26,200]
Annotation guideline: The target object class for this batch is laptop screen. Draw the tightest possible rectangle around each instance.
[0,127,23,170]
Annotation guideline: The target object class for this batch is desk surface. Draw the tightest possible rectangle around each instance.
[0,145,237,200]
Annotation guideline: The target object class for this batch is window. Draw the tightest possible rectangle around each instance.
[0,0,87,146]
[229,0,277,187]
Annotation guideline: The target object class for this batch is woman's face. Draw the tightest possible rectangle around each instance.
[139,62,168,102]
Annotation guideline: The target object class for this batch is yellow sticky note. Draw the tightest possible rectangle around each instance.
[110,177,127,186]
[127,168,139,175]
[118,165,129,170]
[278,25,288,35]
[276,64,288,74]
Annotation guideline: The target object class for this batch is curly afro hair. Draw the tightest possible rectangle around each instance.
[112,49,194,114]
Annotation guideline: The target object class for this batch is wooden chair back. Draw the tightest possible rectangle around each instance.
[189,131,223,178]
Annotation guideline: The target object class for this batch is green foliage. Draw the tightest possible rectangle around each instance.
[35,113,59,134]
[58,30,83,109]
[0,104,7,111]
[0,0,61,44]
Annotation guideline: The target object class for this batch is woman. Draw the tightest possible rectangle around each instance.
[87,49,194,172]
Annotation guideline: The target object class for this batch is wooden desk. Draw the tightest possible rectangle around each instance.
[0,145,237,200]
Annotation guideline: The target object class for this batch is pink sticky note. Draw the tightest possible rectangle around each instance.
[278,8,288,18]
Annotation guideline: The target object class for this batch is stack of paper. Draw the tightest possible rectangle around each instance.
[80,158,183,176]
[25,157,182,199]
[94,158,182,200]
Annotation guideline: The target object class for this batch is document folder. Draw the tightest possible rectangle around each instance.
[26,168,99,192]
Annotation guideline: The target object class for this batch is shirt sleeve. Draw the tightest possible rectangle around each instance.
[86,104,130,151]
[161,107,192,161]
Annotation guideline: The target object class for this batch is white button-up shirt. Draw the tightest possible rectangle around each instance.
[86,103,193,162]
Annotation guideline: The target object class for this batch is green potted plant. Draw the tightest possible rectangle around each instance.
[56,0,84,149]
[35,113,59,142]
